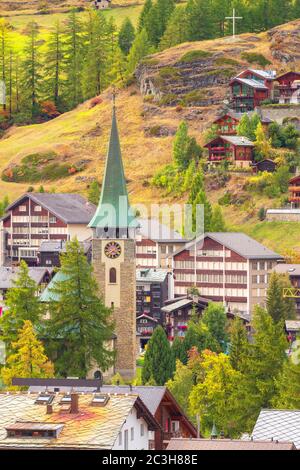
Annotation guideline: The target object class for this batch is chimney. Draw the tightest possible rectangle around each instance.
[70,393,79,414]
[46,404,53,414]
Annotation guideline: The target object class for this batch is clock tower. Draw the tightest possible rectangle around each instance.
[89,101,138,379]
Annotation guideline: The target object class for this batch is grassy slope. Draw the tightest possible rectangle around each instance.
[1,19,300,255]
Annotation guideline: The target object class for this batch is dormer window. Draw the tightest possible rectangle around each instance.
[5,422,64,439]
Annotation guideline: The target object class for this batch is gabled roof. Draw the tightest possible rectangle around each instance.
[3,193,96,225]
[88,105,137,229]
[235,69,276,80]
[136,268,169,283]
[0,392,158,450]
[172,233,283,260]
[204,135,254,148]
[0,266,52,290]
[167,438,295,450]
[230,77,268,90]
[251,409,300,449]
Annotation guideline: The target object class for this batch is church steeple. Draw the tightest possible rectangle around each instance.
[89,100,137,236]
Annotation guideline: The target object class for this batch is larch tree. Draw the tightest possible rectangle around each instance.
[1,320,54,388]
[21,21,42,117]
[45,238,115,378]
[43,20,64,110]
[118,17,135,55]
[0,260,43,355]
[142,325,174,385]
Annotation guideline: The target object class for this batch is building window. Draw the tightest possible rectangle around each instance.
[109,267,117,284]
[130,427,134,441]
[140,423,144,437]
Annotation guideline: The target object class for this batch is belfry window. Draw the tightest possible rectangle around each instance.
[109,267,117,284]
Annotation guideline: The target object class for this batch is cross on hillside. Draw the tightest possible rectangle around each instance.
[225,8,243,39]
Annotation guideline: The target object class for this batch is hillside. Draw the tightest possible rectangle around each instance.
[1,19,300,254]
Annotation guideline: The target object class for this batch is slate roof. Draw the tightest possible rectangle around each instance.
[136,268,169,283]
[172,233,283,260]
[220,135,254,146]
[4,193,96,225]
[167,438,295,450]
[250,409,300,449]
[274,264,300,276]
[0,392,149,450]
[0,266,52,290]
[231,77,269,90]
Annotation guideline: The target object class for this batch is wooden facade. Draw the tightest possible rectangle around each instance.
[204,136,254,167]
[276,71,300,104]
[288,175,300,206]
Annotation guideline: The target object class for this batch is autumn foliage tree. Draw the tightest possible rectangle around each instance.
[1,320,54,388]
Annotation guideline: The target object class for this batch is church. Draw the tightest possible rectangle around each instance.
[88,100,139,380]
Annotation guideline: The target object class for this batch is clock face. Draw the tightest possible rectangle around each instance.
[104,242,122,259]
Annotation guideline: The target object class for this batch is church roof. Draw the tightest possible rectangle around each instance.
[89,105,137,229]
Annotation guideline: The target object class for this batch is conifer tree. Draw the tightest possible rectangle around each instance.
[0,260,43,354]
[118,18,135,55]
[43,21,64,110]
[211,205,226,231]
[138,0,153,32]
[21,21,42,117]
[1,320,54,388]
[64,10,83,108]
[127,29,152,74]
[229,317,249,371]
[171,336,186,364]
[243,306,287,408]
[45,238,115,377]
[266,272,296,323]
[142,325,174,385]
[272,357,300,409]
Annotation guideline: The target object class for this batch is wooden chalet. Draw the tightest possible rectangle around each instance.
[230,69,276,112]
[204,135,254,168]
[252,159,276,173]
[288,175,300,206]
[276,71,300,105]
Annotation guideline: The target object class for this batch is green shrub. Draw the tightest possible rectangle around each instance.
[241,52,271,67]
[178,50,213,63]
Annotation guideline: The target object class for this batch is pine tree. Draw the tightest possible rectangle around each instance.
[266,272,296,323]
[127,29,152,74]
[43,21,64,110]
[45,238,115,377]
[229,317,249,371]
[1,320,54,388]
[88,180,101,205]
[21,21,42,117]
[142,325,174,385]
[0,260,43,354]
[118,18,135,55]
[211,205,226,231]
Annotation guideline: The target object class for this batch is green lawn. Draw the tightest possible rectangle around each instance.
[7,5,143,31]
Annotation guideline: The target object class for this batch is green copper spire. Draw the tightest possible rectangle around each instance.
[89,102,136,230]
